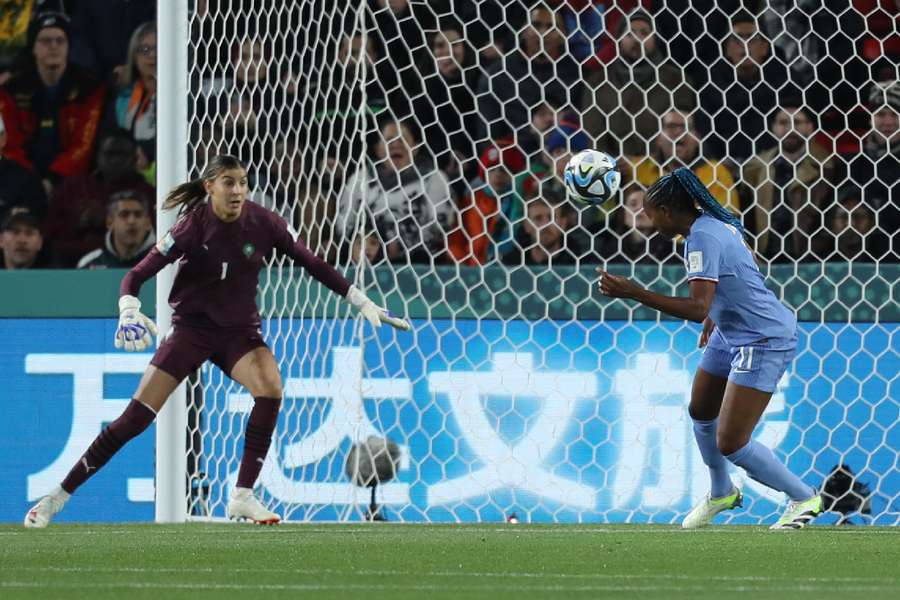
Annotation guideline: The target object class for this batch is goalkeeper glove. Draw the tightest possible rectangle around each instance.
[115,295,158,351]
[345,285,411,331]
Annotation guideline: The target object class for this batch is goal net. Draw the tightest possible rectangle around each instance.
[176,0,899,524]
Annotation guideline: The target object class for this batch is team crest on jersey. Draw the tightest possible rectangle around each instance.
[242,243,255,258]
[156,232,175,256]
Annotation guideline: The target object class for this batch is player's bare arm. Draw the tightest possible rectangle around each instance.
[597,268,716,323]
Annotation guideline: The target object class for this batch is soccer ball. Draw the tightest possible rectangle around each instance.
[345,436,401,488]
[563,149,621,205]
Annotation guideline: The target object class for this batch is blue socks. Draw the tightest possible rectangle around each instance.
[693,417,815,502]
[726,440,815,501]
[692,418,734,498]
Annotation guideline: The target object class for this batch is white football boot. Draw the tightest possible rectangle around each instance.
[682,487,743,529]
[24,489,69,528]
[770,494,823,530]
[227,487,280,524]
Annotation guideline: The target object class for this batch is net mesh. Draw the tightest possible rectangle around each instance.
[181,0,899,524]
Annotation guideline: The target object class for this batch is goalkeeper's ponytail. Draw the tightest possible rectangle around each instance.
[163,154,245,215]
[164,179,206,213]
[645,167,744,235]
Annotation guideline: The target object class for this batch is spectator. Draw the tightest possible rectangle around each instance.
[762,1,868,113]
[555,0,606,63]
[67,0,156,83]
[698,11,787,163]
[0,0,43,85]
[502,192,583,267]
[865,81,900,160]
[43,131,155,266]
[102,22,156,185]
[0,113,47,219]
[76,190,154,269]
[597,184,677,264]
[849,81,900,208]
[845,81,900,261]
[582,10,695,157]
[0,209,44,269]
[562,0,650,67]
[337,118,456,264]
[813,185,895,262]
[415,25,479,180]
[628,109,739,212]
[477,3,581,142]
[475,19,514,75]
[449,142,527,265]
[759,1,821,90]
[0,12,106,195]
[742,106,835,262]
[518,101,558,164]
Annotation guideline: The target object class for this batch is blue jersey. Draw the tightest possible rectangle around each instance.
[683,214,796,348]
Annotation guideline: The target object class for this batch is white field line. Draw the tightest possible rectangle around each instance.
[3,565,898,585]
[3,526,900,536]
[0,581,895,594]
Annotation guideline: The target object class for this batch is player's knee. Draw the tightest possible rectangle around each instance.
[716,432,748,457]
[688,403,706,421]
[266,374,284,399]
[688,401,719,422]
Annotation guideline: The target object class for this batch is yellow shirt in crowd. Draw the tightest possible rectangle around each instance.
[630,157,740,213]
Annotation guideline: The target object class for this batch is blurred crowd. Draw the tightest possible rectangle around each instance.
[0,0,897,271]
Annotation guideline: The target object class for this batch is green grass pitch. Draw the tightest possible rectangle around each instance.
[2,524,898,599]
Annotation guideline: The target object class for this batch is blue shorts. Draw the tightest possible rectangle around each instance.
[698,329,797,393]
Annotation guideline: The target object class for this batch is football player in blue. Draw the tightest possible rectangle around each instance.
[598,168,821,530]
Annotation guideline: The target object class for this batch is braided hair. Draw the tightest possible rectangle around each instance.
[645,167,744,235]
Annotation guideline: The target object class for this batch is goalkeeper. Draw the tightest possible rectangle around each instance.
[598,168,822,530]
[24,155,408,528]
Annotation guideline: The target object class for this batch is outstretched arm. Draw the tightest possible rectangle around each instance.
[597,268,716,323]
[282,233,410,331]
[283,235,351,297]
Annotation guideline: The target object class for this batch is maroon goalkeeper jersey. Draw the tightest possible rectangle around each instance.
[121,200,350,328]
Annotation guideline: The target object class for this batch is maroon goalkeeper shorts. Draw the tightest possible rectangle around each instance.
[150,323,268,382]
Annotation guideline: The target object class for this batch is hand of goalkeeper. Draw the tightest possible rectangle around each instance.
[115,295,158,351]
[346,285,411,331]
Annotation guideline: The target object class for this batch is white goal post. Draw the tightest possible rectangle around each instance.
[155,0,189,523]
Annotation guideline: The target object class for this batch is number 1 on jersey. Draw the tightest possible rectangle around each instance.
[220,262,228,280]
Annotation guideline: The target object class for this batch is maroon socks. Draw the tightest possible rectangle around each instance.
[236,397,281,489]
[61,400,156,494]
[60,396,280,495]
